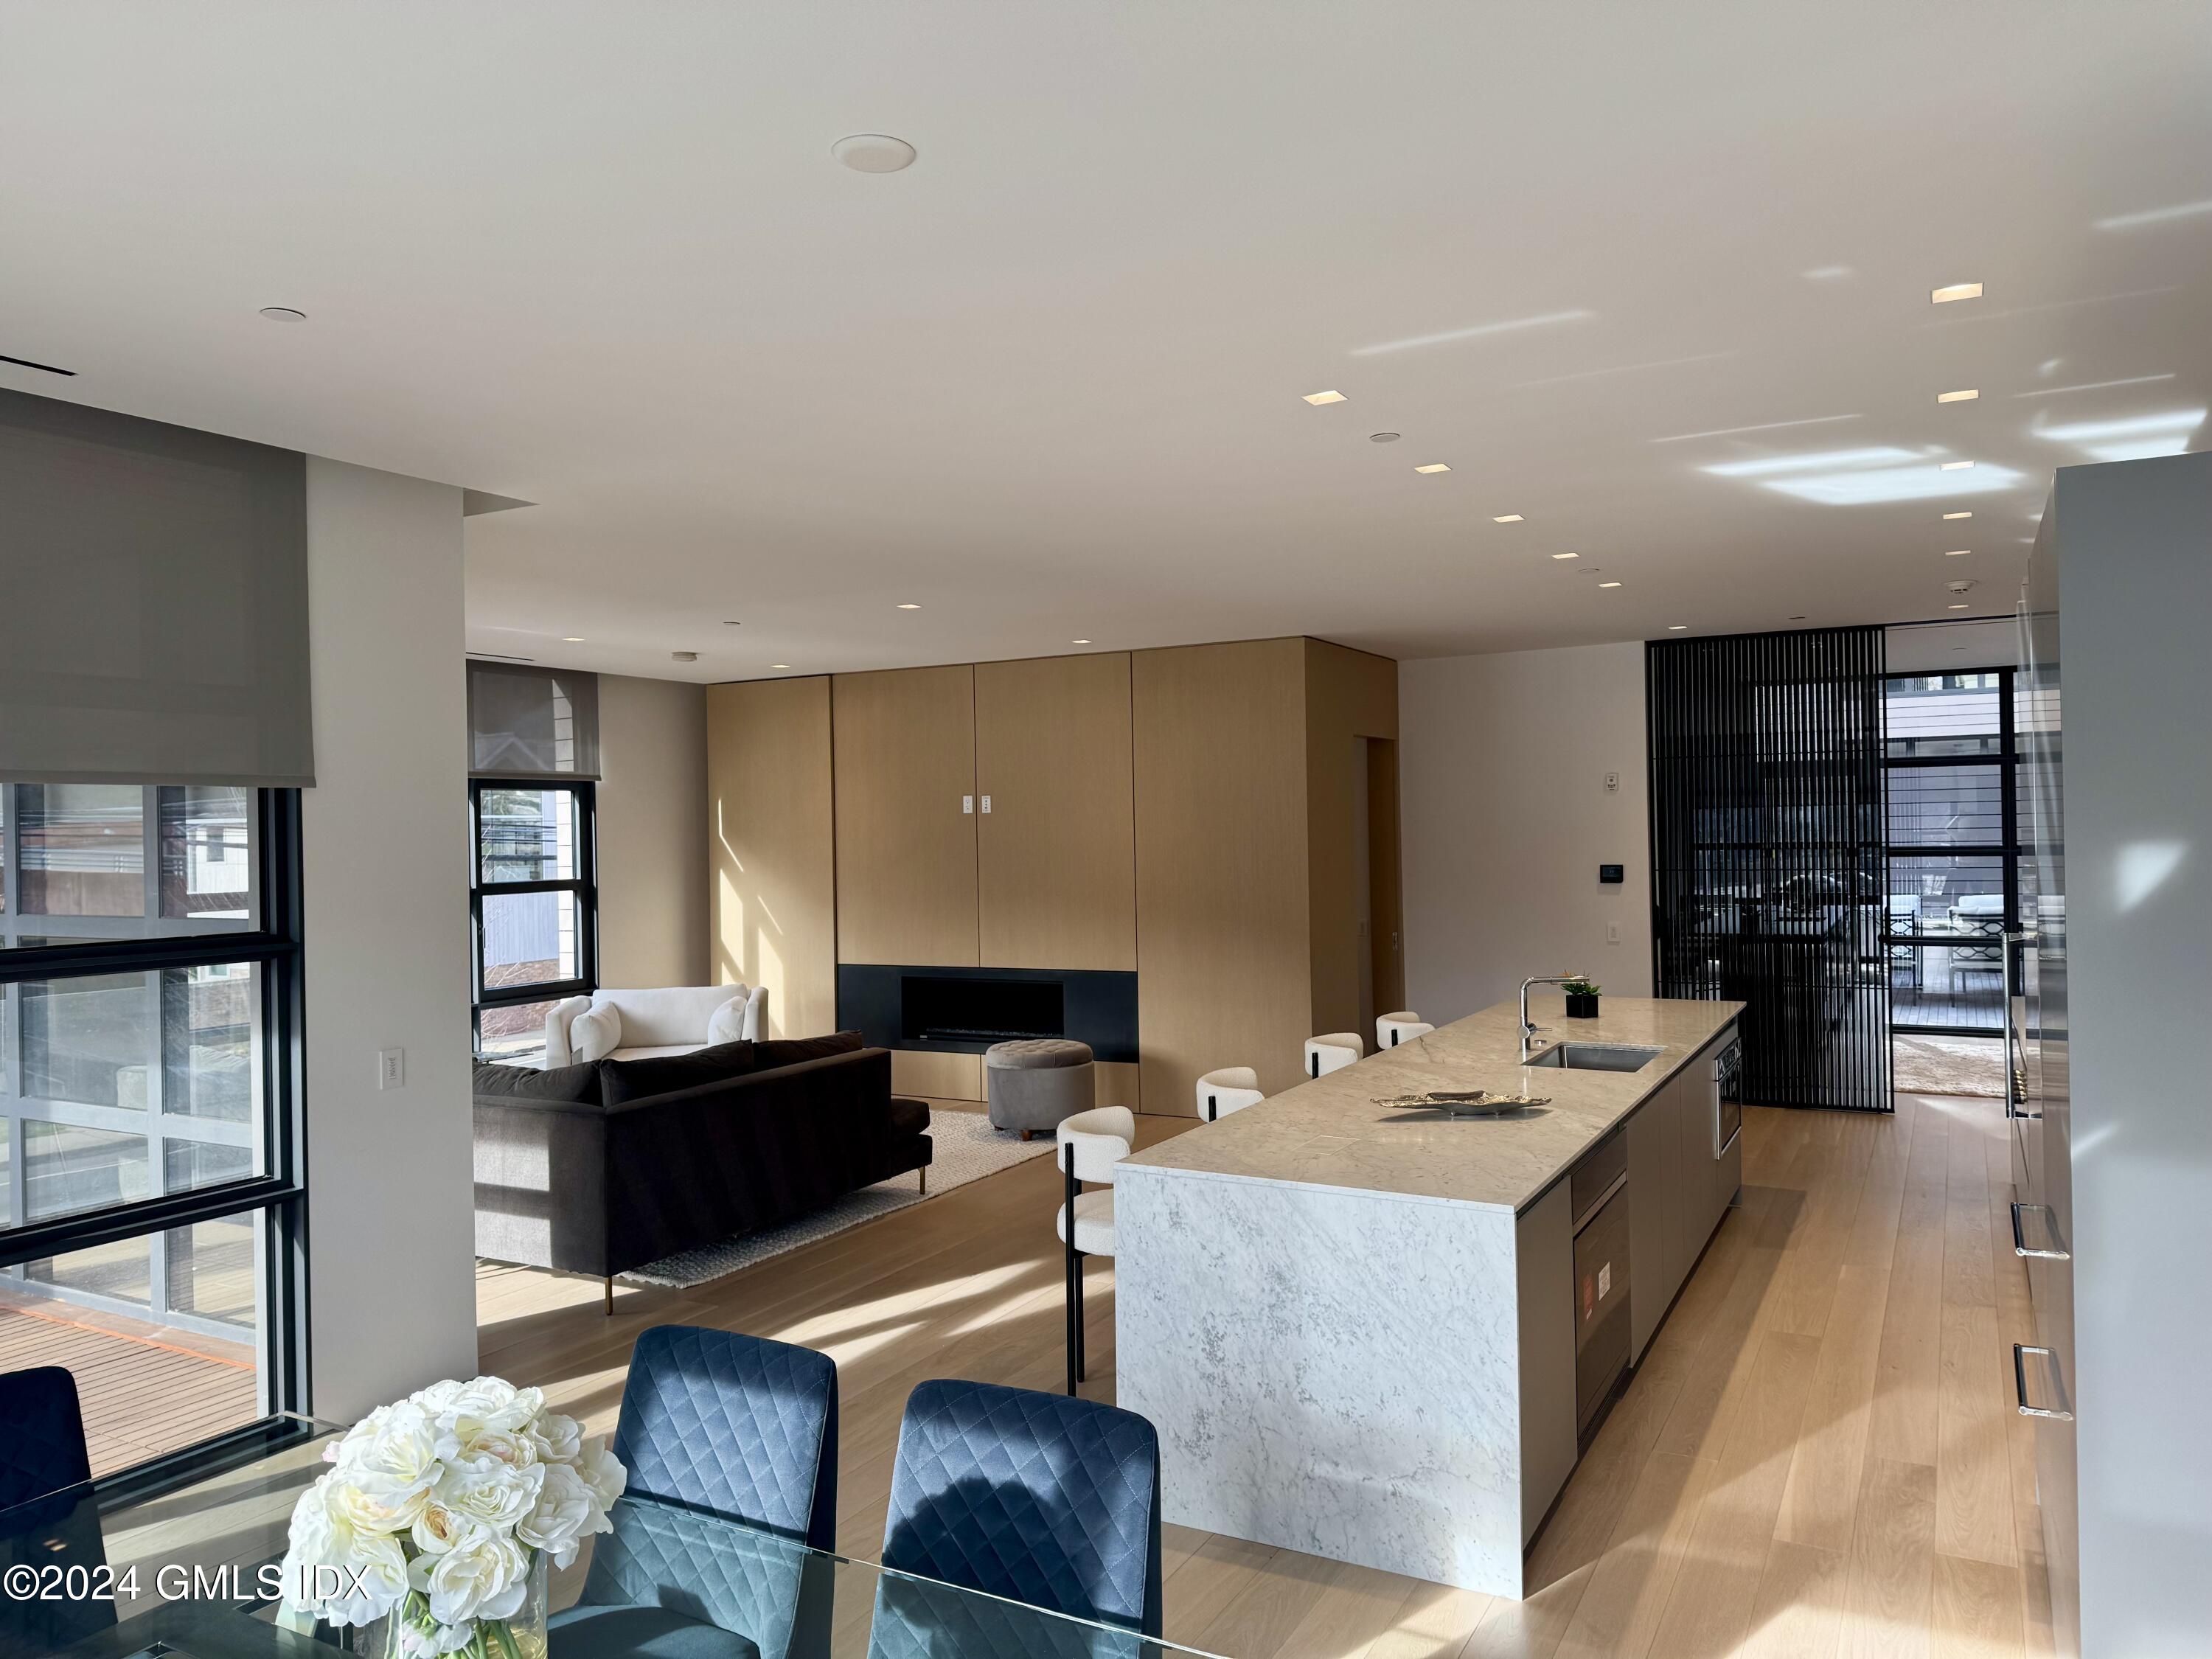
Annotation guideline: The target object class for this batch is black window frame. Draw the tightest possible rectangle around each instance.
[0,785,310,1482]
[468,778,598,1057]
[1883,665,2025,1037]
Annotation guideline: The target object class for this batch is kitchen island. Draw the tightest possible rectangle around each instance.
[1113,994,1742,1597]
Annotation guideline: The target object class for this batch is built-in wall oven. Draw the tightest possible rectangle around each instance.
[1571,1127,1632,1445]
[1713,1037,1742,1158]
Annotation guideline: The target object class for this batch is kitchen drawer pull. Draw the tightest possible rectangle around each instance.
[2010,1201,2070,1260]
[2013,1343,2074,1421]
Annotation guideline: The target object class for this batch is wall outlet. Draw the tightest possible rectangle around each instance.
[377,1048,405,1091]
[1607,922,1621,945]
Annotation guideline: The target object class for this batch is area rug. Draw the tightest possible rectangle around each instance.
[617,1109,1054,1290]
[1893,1034,2005,1099]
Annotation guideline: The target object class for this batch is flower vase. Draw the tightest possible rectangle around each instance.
[354,1552,546,1659]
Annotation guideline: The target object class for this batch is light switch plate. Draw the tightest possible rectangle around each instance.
[1604,771,1620,793]
[1608,922,1621,944]
[378,1048,405,1091]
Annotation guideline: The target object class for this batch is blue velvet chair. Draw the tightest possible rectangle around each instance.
[877,1379,1164,1639]
[554,1327,840,1659]
[0,1367,112,1650]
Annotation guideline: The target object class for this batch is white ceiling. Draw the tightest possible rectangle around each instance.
[4,3,2209,684]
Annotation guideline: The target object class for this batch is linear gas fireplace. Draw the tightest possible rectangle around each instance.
[838,964,1138,1062]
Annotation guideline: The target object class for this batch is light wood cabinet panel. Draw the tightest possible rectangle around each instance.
[832,666,979,967]
[1303,639,1400,1039]
[1133,639,1312,1111]
[707,678,837,1040]
[891,1050,983,1102]
[974,653,1137,971]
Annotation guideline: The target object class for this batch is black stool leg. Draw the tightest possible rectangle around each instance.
[1063,1147,1080,1396]
[1075,1251,1088,1382]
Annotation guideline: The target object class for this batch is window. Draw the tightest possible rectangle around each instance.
[470,782,597,1061]
[0,785,305,1480]
[1883,671,2026,1034]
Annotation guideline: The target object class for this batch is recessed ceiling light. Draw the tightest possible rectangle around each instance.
[671,651,698,662]
[771,664,791,669]
[897,602,922,610]
[561,636,585,642]
[1946,549,1972,557]
[1414,463,1452,474]
[1931,282,1983,304]
[1302,390,1346,406]
[1948,602,1970,610]
[259,307,307,321]
[1369,431,1400,443]
[1790,614,1807,621]
[1940,460,1975,470]
[723,619,741,626]
[1492,514,1524,524]
[831,134,917,173]
[1944,510,1973,520]
[1936,389,1980,403]
[1551,552,1579,560]
[1071,639,1091,645]
[1667,624,1688,630]
[1599,581,1622,588]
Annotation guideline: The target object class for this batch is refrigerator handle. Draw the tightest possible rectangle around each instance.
[2014,1343,2075,1421]
[2000,931,2037,1118]
[2011,1200,2072,1260]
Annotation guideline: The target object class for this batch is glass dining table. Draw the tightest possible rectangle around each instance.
[0,1419,1220,1659]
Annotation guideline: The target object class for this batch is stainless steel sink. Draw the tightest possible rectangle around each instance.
[1523,1042,1663,1073]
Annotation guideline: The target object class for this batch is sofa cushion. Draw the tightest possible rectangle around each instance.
[753,1031,866,1071]
[474,1060,602,1107]
[571,1002,624,1063]
[887,1096,931,1137]
[599,1041,759,1106]
[594,986,740,1049]
[706,994,748,1047]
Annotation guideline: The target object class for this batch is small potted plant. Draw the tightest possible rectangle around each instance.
[1562,977,1601,1019]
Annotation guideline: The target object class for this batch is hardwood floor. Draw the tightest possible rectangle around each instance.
[476,1093,2051,1658]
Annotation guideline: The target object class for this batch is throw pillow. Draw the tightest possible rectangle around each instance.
[599,1040,759,1105]
[706,991,748,1046]
[753,1030,866,1071]
[569,1002,622,1063]
[472,1060,602,1106]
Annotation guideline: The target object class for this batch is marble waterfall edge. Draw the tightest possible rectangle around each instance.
[1115,1164,1528,1595]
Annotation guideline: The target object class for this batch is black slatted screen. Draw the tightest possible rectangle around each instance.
[1648,627,1891,1111]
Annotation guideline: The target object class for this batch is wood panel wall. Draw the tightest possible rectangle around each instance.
[831,665,980,967]
[975,653,1137,972]
[1304,639,1402,1046]
[1133,639,1314,1110]
[706,677,837,1040]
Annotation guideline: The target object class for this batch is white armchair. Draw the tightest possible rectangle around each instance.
[543,983,769,1067]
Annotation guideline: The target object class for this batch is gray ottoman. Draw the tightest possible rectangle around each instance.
[985,1038,1096,1140]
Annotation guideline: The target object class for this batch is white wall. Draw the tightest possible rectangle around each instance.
[1399,643,1652,1023]
[302,457,479,1417]
[594,673,709,987]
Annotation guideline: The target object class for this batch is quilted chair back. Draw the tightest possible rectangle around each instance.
[607,1325,840,1548]
[880,1378,1163,1637]
[0,1367,113,1652]
[0,1366,91,1506]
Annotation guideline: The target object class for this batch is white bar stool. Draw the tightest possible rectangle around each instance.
[1194,1066,1264,1121]
[1057,1105,1133,1395]
[1377,1012,1434,1047]
[1304,1032,1364,1077]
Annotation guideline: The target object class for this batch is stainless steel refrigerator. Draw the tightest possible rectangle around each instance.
[2014,450,2210,1658]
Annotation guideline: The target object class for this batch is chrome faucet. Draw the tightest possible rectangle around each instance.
[1519,975,1584,1061]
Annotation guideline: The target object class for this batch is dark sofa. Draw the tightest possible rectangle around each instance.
[472,1034,931,1296]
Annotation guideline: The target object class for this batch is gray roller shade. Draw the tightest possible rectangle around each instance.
[468,661,600,779]
[0,388,313,787]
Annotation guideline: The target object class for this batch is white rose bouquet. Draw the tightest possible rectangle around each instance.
[279,1377,627,1659]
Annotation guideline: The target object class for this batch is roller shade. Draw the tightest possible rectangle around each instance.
[468,660,600,779]
[0,388,313,787]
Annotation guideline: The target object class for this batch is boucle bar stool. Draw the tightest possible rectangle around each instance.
[1304,1032,1363,1077]
[1194,1066,1264,1122]
[1377,1012,1435,1048]
[985,1037,1095,1140]
[1056,1105,1133,1394]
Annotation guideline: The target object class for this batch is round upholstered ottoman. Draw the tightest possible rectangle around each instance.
[984,1038,1096,1140]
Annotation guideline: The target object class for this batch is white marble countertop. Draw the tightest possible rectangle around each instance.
[1122,995,1744,1213]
